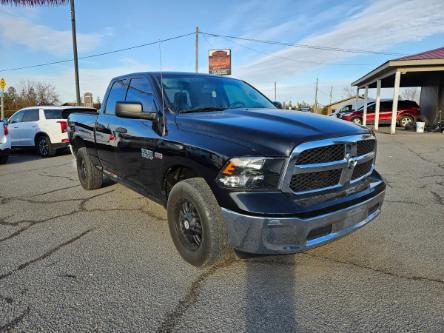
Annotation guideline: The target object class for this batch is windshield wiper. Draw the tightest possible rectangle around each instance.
[180,107,226,113]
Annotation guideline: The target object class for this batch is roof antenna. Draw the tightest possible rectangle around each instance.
[158,39,166,136]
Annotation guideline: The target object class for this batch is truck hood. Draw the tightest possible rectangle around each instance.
[176,108,370,156]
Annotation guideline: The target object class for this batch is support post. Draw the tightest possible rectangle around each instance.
[374,79,381,131]
[195,26,199,73]
[329,86,333,105]
[363,86,368,126]
[355,86,359,111]
[70,0,81,106]
[391,71,401,134]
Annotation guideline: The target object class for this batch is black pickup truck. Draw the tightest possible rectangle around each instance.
[68,72,385,267]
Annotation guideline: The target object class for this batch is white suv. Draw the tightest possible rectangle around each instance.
[8,106,96,157]
[0,120,11,164]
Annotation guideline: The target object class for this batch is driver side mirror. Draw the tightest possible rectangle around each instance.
[115,101,157,120]
[272,101,283,109]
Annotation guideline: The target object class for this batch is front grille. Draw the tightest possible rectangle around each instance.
[352,160,373,180]
[296,144,345,164]
[286,135,377,194]
[357,139,375,156]
[290,169,342,192]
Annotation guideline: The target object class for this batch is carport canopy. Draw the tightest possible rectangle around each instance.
[351,47,444,134]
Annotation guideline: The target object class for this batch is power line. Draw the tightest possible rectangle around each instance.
[218,35,371,66]
[0,29,402,74]
[200,31,403,56]
[0,32,195,73]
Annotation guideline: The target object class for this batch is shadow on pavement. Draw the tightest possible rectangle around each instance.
[6,148,71,165]
[244,254,298,332]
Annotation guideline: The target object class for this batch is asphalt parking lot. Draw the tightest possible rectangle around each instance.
[0,133,443,332]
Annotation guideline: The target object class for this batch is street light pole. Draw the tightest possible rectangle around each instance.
[70,0,81,105]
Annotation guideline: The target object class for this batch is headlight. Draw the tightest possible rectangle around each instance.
[216,157,285,190]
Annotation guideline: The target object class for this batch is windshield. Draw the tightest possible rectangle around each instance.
[155,74,275,113]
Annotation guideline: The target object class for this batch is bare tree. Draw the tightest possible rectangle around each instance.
[13,81,60,109]
[342,86,355,99]
[0,0,80,104]
[401,87,420,103]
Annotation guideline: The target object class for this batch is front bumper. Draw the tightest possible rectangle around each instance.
[222,190,385,254]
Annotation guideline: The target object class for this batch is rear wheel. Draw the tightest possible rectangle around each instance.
[0,153,9,164]
[167,178,230,267]
[36,135,55,157]
[76,147,103,190]
[399,115,414,128]
[351,117,362,126]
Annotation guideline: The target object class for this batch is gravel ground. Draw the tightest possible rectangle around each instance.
[0,133,443,332]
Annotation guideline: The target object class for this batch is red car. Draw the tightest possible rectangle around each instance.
[340,100,420,128]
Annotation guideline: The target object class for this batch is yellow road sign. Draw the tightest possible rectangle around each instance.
[0,78,5,90]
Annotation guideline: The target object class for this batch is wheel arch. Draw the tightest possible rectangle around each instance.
[34,132,49,145]
[70,135,86,157]
[162,164,200,200]
[398,112,415,119]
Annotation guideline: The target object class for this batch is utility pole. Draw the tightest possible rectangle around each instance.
[195,26,199,73]
[0,91,4,121]
[274,81,277,101]
[70,0,81,106]
[314,78,319,113]
[0,78,5,121]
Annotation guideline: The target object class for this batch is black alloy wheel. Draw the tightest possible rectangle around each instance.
[177,200,203,251]
[38,136,49,157]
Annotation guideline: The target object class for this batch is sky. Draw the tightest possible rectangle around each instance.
[0,0,443,105]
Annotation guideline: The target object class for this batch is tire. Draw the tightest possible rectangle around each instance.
[399,115,414,128]
[76,147,103,190]
[36,135,56,157]
[351,117,362,125]
[0,153,8,164]
[167,178,230,267]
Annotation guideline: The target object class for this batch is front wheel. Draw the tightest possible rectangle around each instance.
[399,115,414,128]
[167,178,230,267]
[351,117,362,126]
[36,135,55,157]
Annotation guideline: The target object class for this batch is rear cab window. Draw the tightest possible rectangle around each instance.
[126,77,156,112]
[105,80,128,114]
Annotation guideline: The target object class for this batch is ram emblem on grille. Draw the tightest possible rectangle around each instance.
[346,153,358,169]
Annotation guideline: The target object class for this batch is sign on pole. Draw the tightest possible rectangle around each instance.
[209,49,231,75]
[0,78,6,91]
